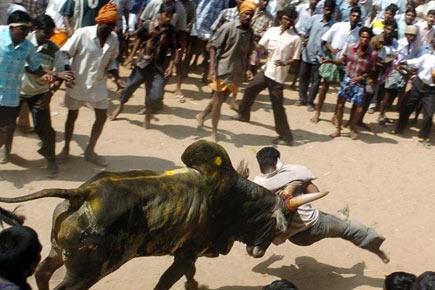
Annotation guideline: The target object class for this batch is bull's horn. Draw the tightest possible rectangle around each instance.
[287,191,329,210]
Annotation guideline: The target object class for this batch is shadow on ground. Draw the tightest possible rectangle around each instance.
[212,255,383,290]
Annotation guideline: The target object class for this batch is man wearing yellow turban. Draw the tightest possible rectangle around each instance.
[196,0,257,142]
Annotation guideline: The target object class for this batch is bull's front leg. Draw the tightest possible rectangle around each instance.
[154,249,198,290]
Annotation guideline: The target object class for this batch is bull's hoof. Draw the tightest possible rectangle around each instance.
[185,280,199,290]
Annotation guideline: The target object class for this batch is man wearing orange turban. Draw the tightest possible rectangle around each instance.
[196,0,256,142]
[95,1,118,24]
[239,0,257,15]
[58,1,123,166]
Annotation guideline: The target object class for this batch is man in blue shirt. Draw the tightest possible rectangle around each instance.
[0,11,53,164]
[297,0,335,111]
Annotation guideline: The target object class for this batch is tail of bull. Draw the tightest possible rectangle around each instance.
[0,188,86,204]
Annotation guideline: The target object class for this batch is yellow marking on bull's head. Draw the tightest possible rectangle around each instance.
[165,170,176,176]
[214,156,222,166]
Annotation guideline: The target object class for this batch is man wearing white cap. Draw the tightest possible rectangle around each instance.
[377,25,420,125]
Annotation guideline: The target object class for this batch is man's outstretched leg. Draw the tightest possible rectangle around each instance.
[289,212,390,263]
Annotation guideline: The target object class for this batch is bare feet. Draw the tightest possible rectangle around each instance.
[57,148,70,163]
[175,89,185,103]
[211,131,218,142]
[195,113,204,128]
[310,112,320,124]
[109,104,123,121]
[350,130,359,140]
[375,249,390,264]
[329,130,341,138]
[228,98,239,112]
[84,151,107,167]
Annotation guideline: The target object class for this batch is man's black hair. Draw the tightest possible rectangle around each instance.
[405,7,417,16]
[160,1,176,15]
[0,226,42,290]
[7,10,32,25]
[281,7,298,19]
[350,6,362,16]
[359,26,373,37]
[384,272,416,290]
[263,279,299,290]
[385,3,399,14]
[427,9,435,16]
[256,147,280,174]
[412,272,435,290]
[33,14,56,31]
[323,0,336,9]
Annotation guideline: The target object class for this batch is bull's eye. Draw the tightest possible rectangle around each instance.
[214,156,222,166]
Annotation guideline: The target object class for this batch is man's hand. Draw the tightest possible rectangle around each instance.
[56,70,75,82]
[236,159,249,178]
[164,65,173,79]
[40,73,55,84]
[350,76,363,83]
[320,56,331,64]
[39,91,53,110]
[329,48,341,55]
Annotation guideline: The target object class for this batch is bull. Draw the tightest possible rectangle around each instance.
[0,141,326,290]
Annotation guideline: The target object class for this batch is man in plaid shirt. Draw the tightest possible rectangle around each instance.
[321,26,377,140]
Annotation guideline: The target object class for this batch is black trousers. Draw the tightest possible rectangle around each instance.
[396,77,434,139]
[0,106,20,155]
[298,61,321,105]
[238,71,293,141]
[21,92,56,163]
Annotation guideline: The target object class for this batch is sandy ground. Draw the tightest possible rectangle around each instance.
[0,67,434,290]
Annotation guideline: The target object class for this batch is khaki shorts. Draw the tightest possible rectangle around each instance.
[64,95,109,110]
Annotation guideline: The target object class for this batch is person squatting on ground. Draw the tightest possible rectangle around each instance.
[58,2,123,167]
[236,7,301,146]
[0,207,43,290]
[252,147,390,263]
[322,26,377,140]
[109,1,177,127]
[0,11,56,165]
[195,0,256,142]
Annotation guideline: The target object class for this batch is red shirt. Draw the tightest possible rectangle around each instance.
[341,43,377,79]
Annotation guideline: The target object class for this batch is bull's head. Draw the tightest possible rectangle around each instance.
[181,141,327,259]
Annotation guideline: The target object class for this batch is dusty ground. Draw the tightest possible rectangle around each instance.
[0,67,434,290]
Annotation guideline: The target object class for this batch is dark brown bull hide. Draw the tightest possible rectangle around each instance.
[0,141,288,290]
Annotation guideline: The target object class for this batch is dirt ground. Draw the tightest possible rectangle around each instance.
[0,67,434,290]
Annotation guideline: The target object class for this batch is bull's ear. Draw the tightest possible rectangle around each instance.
[272,208,288,233]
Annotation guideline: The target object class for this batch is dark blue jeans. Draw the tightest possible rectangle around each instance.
[119,64,165,112]
[298,61,321,106]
